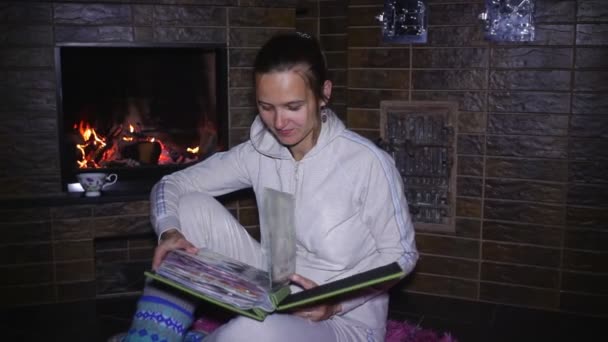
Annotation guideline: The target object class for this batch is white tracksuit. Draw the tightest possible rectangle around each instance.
[150,108,418,342]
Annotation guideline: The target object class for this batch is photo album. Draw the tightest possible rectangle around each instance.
[145,188,404,321]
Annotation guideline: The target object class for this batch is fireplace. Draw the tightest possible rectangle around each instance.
[56,43,228,194]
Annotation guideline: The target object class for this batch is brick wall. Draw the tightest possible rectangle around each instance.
[346,0,607,317]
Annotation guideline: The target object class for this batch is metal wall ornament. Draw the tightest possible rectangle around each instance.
[479,0,536,42]
[376,0,428,44]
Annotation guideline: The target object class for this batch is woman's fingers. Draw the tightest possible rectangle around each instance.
[289,273,318,290]
[151,234,198,270]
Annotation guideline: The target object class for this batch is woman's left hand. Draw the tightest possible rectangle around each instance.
[289,274,342,322]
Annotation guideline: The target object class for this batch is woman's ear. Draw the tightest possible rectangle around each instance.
[320,80,333,107]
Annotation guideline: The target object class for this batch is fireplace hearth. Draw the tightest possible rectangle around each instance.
[56,43,228,194]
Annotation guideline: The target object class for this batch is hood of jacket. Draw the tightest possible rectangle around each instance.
[249,107,346,160]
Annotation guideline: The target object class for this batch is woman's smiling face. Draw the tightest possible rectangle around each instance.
[256,68,328,160]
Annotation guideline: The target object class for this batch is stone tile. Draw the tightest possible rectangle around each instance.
[229,48,258,67]
[564,229,608,252]
[535,0,576,23]
[56,281,96,302]
[230,107,256,127]
[569,161,608,184]
[480,282,559,310]
[53,219,94,240]
[154,6,226,26]
[0,3,52,24]
[491,47,572,69]
[0,88,57,112]
[426,218,481,239]
[0,25,54,46]
[412,91,486,112]
[490,70,570,91]
[229,127,250,146]
[348,48,410,68]
[489,91,570,113]
[0,263,54,286]
[321,17,346,35]
[413,70,486,90]
[132,5,153,25]
[92,201,150,217]
[154,27,225,43]
[413,48,487,68]
[230,28,293,47]
[0,208,51,223]
[578,1,608,22]
[129,247,155,261]
[403,272,478,299]
[572,93,608,115]
[54,240,94,261]
[95,238,127,250]
[575,71,608,91]
[0,70,55,91]
[416,254,479,279]
[0,47,53,68]
[347,5,381,27]
[133,26,154,41]
[50,206,92,220]
[427,25,487,47]
[96,261,148,295]
[484,199,566,226]
[238,207,259,226]
[567,206,608,230]
[428,3,485,25]
[56,260,95,282]
[296,0,317,19]
[483,220,563,247]
[486,135,568,159]
[562,249,608,273]
[567,184,608,206]
[415,233,479,259]
[325,51,347,69]
[457,176,482,197]
[2,222,52,244]
[482,241,561,268]
[485,178,566,203]
[93,216,154,238]
[230,87,255,107]
[128,235,156,249]
[55,25,133,42]
[331,86,347,104]
[229,67,253,88]
[576,24,608,45]
[481,262,559,288]
[229,7,293,27]
[486,157,568,182]
[569,138,608,160]
[54,4,131,25]
[328,69,346,86]
[320,1,346,17]
[456,197,482,218]
[296,18,317,37]
[0,176,61,198]
[499,24,574,46]
[488,114,568,136]
[320,34,347,52]
[239,0,297,7]
[576,47,608,68]
[347,108,379,129]
[347,89,408,108]
[0,243,53,266]
[561,271,608,295]
[457,156,483,177]
[348,27,382,47]
[560,292,608,316]
[348,69,409,89]
[457,134,484,155]
[96,249,128,264]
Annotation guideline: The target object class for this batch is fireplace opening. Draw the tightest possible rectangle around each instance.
[56,44,228,194]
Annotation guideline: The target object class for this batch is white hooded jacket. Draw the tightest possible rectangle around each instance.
[151,108,418,332]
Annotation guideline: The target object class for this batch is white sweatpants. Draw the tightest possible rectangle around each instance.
[176,193,382,342]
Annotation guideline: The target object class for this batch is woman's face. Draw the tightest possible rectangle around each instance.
[256,69,328,160]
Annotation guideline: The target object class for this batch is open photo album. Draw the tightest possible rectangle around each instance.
[145,188,404,321]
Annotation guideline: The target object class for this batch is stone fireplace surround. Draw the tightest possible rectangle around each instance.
[1,0,295,306]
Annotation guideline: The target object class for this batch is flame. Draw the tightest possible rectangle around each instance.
[187,146,199,154]
[75,121,107,168]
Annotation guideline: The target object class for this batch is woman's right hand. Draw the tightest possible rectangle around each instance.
[152,229,198,270]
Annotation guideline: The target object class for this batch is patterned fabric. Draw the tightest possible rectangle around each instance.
[124,295,194,342]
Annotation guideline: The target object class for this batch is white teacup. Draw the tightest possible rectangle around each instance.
[76,172,118,197]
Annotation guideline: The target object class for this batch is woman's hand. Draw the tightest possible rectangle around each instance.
[152,229,198,270]
[289,274,342,322]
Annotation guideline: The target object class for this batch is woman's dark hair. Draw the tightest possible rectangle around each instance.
[254,32,328,103]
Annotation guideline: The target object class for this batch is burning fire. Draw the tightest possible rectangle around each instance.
[74,120,199,168]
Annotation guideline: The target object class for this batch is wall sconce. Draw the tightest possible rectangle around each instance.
[479,0,536,42]
[377,0,428,44]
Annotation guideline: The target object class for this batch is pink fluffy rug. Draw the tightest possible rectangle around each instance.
[191,317,458,342]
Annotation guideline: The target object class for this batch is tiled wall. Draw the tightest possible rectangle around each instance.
[345,0,607,317]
